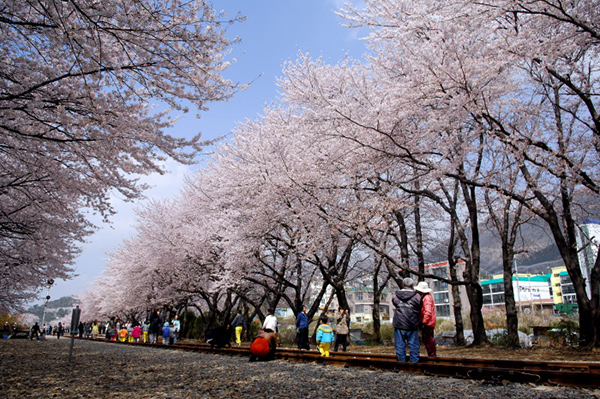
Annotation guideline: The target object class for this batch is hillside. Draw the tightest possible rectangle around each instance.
[26,296,79,321]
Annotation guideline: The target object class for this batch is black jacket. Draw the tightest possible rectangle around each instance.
[392,290,422,331]
[231,315,247,330]
[149,315,162,334]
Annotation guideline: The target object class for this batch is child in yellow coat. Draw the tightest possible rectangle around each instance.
[316,316,334,357]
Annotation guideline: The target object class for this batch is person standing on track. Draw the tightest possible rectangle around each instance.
[230,311,247,347]
[142,320,150,343]
[30,322,41,340]
[295,305,310,350]
[392,277,422,363]
[315,315,334,357]
[334,307,350,352]
[132,323,141,343]
[162,322,171,345]
[56,322,64,340]
[149,311,162,344]
[171,315,181,344]
[91,320,99,339]
[415,281,437,357]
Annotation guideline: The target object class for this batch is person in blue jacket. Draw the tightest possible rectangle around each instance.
[315,315,334,357]
[162,322,171,345]
[295,305,310,350]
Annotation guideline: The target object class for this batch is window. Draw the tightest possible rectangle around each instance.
[491,283,504,293]
[481,285,491,294]
[434,292,449,303]
[563,295,577,304]
[433,267,448,291]
[436,304,451,317]
[492,293,505,304]
[434,280,447,291]
[483,295,492,305]
[433,267,448,278]
[562,284,576,295]
[356,292,364,301]
[355,304,364,313]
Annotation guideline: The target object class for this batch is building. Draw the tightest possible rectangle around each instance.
[577,219,600,298]
[480,273,554,312]
[554,267,578,314]
[421,260,470,319]
[346,284,392,324]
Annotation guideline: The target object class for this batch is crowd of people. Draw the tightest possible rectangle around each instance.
[73,313,182,345]
[2,321,66,340]
[8,277,437,364]
[250,280,438,363]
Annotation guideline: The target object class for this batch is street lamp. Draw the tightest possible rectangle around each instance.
[40,279,54,336]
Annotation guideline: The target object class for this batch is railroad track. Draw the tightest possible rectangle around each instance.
[77,337,600,388]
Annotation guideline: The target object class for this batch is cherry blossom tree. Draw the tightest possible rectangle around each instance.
[1,0,239,311]
[79,0,600,348]
[339,0,600,345]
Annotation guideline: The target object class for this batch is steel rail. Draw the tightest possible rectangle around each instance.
[76,338,600,388]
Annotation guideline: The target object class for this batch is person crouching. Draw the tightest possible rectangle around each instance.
[249,329,277,362]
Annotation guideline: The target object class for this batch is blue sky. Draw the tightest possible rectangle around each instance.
[43,1,369,303]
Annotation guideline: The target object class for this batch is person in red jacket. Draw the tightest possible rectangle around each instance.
[415,281,436,357]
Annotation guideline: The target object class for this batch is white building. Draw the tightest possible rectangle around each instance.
[577,219,600,298]
[481,274,554,311]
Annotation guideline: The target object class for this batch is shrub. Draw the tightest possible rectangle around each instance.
[181,310,196,339]
[488,329,521,348]
[548,318,579,347]
[278,325,297,346]
[247,320,262,342]
[192,315,205,340]
[435,318,458,334]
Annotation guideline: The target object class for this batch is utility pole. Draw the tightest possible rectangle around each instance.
[514,259,522,313]
[40,279,54,339]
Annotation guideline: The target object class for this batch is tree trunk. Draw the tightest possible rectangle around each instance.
[517,162,598,346]
[449,258,465,346]
[484,189,526,348]
[393,209,411,278]
[372,301,381,343]
[460,181,488,346]
[370,256,389,344]
[591,251,600,347]
[312,290,335,344]
[503,254,520,347]
[414,184,425,278]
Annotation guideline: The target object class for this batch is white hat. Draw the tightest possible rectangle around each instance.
[415,281,432,293]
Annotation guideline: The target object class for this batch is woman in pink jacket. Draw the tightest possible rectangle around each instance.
[415,281,436,357]
[132,324,142,343]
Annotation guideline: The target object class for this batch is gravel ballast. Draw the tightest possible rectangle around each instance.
[1,338,598,398]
